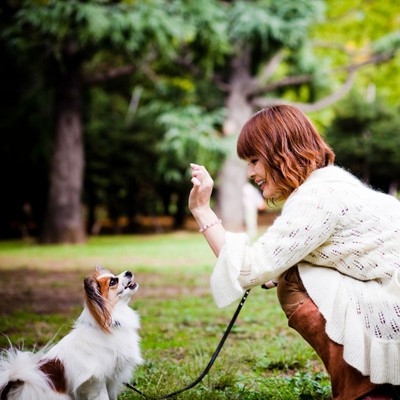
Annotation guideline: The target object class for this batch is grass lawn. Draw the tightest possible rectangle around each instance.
[0,231,331,399]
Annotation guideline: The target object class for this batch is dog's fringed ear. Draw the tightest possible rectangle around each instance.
[84,276,112,333]
[94,265,104,273]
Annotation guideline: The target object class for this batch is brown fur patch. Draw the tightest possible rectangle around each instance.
[0,359,67,398]
[97,277,111,300]
[39,358,67,393]
[84,275,112,333]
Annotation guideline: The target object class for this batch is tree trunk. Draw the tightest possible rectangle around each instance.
[216,47,254,231]
[41,60,86,243]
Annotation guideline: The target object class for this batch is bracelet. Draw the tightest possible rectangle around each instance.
[199,219,222,233]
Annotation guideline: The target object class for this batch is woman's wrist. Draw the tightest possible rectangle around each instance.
[199,219,222,233]
[192,208,222,232]
[191,206,225,257]
[190,206,214,224]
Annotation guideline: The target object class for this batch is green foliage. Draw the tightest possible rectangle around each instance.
[224,0,332,107]
[157,106,228,183]
[177,0,231,74]
[84,86,164,220]
[319,0,400,44]
[2,0,400,238]
[310,0,400,107]
[230,0,325,49]
[373,31,400,54]
[6,0,187,58]
[326,92,400,190]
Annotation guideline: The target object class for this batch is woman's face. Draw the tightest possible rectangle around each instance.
[246,157,280,200]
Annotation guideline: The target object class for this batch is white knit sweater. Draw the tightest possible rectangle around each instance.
[211,165,400,384]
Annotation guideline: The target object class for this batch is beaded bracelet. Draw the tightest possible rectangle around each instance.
[199,219,222,233]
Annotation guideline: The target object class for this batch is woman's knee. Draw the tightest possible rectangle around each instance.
[277,266,309,319]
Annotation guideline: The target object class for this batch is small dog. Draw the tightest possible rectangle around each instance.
[0,266,143,400]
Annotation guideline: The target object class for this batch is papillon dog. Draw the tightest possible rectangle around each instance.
[0,266,143,400]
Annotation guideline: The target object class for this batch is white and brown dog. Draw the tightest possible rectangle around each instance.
[0,266,143,400]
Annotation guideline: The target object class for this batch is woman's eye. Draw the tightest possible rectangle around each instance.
[109,278,118,286]
[250,159,258,165]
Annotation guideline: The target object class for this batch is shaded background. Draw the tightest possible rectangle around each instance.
[1,0,399,243]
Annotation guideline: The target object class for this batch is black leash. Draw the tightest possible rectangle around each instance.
[124,289,251,399]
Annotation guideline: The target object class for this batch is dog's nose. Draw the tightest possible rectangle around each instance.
[125,271,132,278]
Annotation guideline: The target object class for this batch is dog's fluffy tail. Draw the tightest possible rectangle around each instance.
[0,348,67,400]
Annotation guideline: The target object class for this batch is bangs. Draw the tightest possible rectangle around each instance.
[237,128,253,160]
[237,112,264,160]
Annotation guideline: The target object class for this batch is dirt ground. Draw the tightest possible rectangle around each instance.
[0,268,209,316]
[0,268,86,315]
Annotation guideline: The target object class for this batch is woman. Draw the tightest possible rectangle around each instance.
[188,105,400,400]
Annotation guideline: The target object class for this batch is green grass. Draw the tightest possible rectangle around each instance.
[0,232,331,399]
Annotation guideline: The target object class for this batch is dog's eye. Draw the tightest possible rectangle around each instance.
[109,278,118,287]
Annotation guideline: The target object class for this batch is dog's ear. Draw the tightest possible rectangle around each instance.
[94,265,104,273]
[84,276,112,333]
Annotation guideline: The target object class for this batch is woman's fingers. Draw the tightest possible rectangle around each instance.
[189,163,214,211]
[191,164,206,185]
[190,163,212,186]
[191,176,201,186]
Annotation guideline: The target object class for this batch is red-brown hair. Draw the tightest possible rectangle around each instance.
[237,105,335,200]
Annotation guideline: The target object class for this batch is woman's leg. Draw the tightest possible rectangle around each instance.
[276,267,380,400]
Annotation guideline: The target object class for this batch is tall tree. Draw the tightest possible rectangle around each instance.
[212,0,400,230]
[4,0,187,243]
[216,0,326,229]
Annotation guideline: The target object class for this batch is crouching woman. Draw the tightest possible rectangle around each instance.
[189,105,400,400]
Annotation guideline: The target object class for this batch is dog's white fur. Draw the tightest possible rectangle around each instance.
[0,266,143,400]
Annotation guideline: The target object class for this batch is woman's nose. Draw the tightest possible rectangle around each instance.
[247,164,254,180]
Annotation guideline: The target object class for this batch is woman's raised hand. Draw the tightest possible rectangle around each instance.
[188,163,225,256]
[188,163,214,214]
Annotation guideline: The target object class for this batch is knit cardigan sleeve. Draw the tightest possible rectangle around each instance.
[211,184,340,308]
